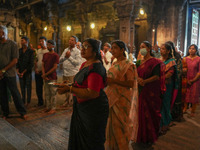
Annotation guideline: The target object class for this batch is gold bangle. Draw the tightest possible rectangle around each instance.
[70,85,73,93]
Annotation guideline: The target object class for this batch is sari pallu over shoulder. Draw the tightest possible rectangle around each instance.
[136,58,165,143]
[68,62,109,150]
[137,58,166,94]
[106,60,135,107]
[105,60,139,149]
[164,58,178,109]
[74,62,107,85]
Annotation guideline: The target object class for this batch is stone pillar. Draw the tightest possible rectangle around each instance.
[146,15,153,44]
[116,0,134,44]
[45,0,59,52]
[27,24,31,38]
[130,17,135,47]
[153,24,158,45]
[57,17,61,55]
[36,29,42,44]
[15,12,21,46]
[15,24,21,46]
[80,23,87,41]
[76,2,90,41]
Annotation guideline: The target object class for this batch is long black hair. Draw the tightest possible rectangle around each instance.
[186,44,200,56]
[162,42,173,60]
[83,38,102,63]
[141,41,154,56]
[111,40,127,57]
[166,41,181,61]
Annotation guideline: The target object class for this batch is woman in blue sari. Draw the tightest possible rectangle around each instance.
[160,43,178,134]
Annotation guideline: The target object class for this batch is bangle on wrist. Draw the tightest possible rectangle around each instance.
[70,85,73,93]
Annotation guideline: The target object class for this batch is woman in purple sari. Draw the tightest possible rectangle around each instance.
[136,41,165,144]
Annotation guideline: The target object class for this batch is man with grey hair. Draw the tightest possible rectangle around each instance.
[0,25,27,119]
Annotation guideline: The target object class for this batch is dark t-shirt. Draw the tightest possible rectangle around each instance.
[0,40,18,77]
[42,52,59,80]
[16,48,34,74]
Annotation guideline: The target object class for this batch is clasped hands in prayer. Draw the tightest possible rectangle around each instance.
[138,77,146,86]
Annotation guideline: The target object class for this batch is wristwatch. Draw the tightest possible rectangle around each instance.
[1,69,6,73]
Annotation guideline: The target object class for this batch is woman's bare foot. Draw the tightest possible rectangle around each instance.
[21,114,28,120]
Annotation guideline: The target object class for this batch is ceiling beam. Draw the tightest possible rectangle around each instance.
[15,0,43,10]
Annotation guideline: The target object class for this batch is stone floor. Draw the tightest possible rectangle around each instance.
[152,107,200,150]
[0,72,200,150]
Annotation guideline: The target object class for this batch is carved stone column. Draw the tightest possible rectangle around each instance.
[76,2,90,41]
[14,11,21,46]
[130,17,135,47]
[146,15,153,44]
[26,24,31,38]
[116,0,135,45]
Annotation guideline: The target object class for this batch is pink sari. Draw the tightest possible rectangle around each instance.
[137,58,165,143]
[185,57,200,104]
[105,60,138,150]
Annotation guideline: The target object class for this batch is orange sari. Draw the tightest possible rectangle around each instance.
[105,60,138,150]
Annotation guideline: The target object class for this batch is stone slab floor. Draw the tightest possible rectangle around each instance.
[0,72,199,150]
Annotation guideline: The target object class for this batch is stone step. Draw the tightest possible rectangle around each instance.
[0,118,42,150]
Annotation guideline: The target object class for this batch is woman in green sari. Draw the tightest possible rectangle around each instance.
[166,41,182,121]
[160,43,178,134]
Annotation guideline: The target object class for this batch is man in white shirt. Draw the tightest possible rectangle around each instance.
[102,43,112,71]
[76,41,81,50]
[59,36,81,106]
[76,41,86,67]
[127,44,136,63]
[34,36,49,106]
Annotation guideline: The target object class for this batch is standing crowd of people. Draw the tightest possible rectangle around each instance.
[0,24,200,150]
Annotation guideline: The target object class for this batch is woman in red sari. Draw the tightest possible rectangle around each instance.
[136,41,165,144]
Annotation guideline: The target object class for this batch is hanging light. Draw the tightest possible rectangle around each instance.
[152,29,155,32]
[140,8,145,15]
[66,25,71,31]
[90,23,95,29]
[44,26,47,31]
